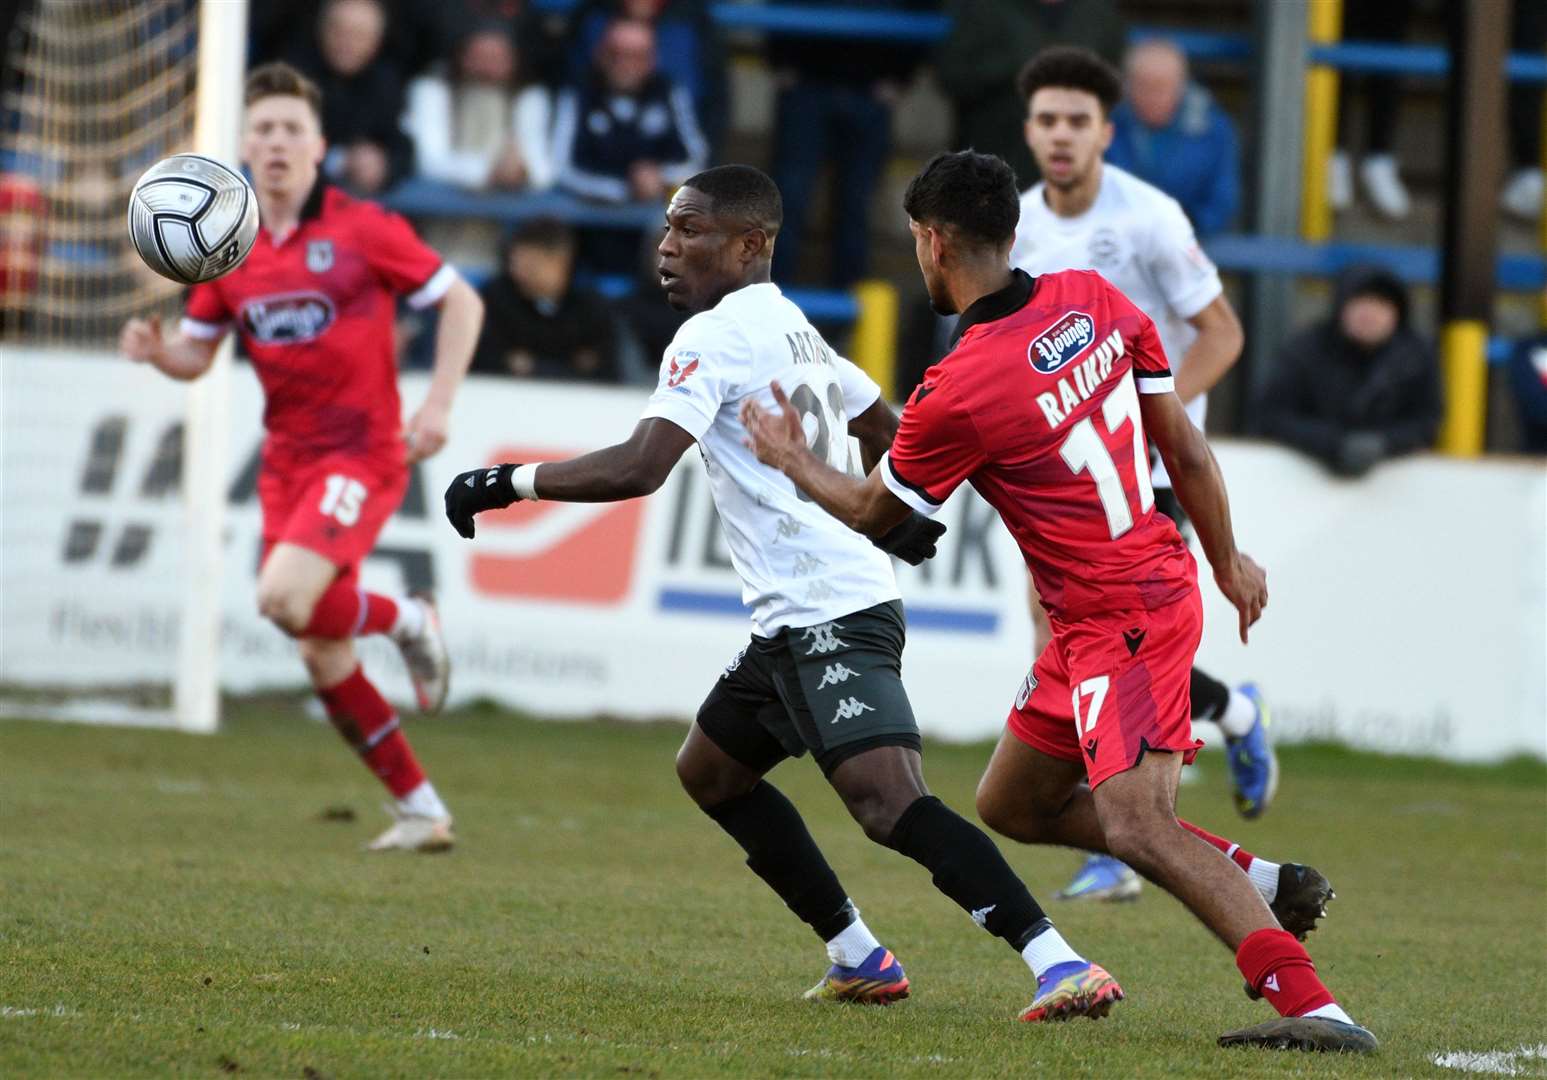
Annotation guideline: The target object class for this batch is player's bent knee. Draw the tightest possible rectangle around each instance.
[256,586,314,638]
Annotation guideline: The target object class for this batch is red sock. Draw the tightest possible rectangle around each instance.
[1180,819,1255,872]
[319,665,425,798]
[1235,928,1336,1017]
[302,581,399,639]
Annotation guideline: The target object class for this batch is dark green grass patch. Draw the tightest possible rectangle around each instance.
[3,702,1543,1077]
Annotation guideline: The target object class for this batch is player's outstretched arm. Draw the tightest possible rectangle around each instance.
[406,277,484,463]
[119,315,219,381]
[1141,387,1267,643]
[443,418,695,538]
[742,381,915,539]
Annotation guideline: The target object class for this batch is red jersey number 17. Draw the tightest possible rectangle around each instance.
[1057,372,1155,540]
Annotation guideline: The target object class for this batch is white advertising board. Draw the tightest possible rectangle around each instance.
[2,350,1543,761]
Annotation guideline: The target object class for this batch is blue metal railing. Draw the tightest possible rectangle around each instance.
[527,2,1547,82]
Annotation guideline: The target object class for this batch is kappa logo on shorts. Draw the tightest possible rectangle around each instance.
[816,663,860,690]
[722,647,747,678]
[830,696,875,724]
[1028,310,1097,374]
[801,621,848,655]
[468,445,645,604]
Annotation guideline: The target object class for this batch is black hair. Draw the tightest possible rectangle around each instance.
[1016,45,1123,115]
[510,215,574,251]
[902,151,1020,248]
[682,164,782,238]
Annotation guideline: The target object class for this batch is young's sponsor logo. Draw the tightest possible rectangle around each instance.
[240,291,335,344]
[1028,310,1097,374]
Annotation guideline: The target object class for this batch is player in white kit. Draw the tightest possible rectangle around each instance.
[442,165,1122,1021]
[1009,48,1278,902]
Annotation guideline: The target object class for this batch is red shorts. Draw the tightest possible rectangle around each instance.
[1008,588,1205,789]
[257,454,407,586]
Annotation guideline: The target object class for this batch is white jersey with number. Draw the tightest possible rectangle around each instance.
[641,282,899,636]
[1011,163,1223,487]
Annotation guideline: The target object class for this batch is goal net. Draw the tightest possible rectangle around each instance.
[0,0,245,732]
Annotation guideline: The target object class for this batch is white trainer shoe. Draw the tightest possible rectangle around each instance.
[395,593,449,714]
[1327,149,1353,212]
[1359,153,1411,220]
[366,809,455,853]
[1501,167,1543,222]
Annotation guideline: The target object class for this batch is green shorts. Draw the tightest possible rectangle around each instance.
[695,600,922,777]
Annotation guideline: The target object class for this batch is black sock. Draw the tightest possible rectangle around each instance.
[888,795,1048,952]
[1190,666,1230,721]
[705,781,854,942]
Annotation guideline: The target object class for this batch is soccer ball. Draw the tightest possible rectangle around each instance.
[127,153,259,285]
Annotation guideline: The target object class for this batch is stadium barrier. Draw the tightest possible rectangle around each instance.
[4,351,1542,761]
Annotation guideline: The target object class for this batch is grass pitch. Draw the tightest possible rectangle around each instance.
[3,700,1544,1078]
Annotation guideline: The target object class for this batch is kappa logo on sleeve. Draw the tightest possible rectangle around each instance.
[467,446,645,604]
[666,352,700,389]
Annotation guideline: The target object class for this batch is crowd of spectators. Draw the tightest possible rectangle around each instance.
[230,1,1546,451]
[1,0,1540,454]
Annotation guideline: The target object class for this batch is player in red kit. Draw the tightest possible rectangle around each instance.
[741,151,1376,1053]
[119,63,484,853]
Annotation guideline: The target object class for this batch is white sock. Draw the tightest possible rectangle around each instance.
[1247,857,1281,903]
[825,910,882,968]
[389,595,425,641]
[1021,924,1084,980]
[396,780,448,820]
[1219,689,1257,738]
[1303,1002,1355,1025]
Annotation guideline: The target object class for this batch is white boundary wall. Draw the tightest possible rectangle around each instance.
[3,350,1543,761]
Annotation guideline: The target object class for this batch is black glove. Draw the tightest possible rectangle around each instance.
[873,511,947,566]
[444,463,520,539]
[1333,431,1386,478]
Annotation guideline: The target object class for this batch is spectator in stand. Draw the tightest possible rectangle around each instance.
[253,0,468,82]
[1502,0,1547,222]
[612,229,688,380]
[935,0,1125,187]
[563,0,728,157]
[1327,0,1414,221]
[1258,264,1440,478]
[402,22,554,191]
[551,17,707,205]
[1508,332,1547,453]
[286,0,414,195]
[1106,38,1239,238]
[766,0,931,288]
[471,217,619,382]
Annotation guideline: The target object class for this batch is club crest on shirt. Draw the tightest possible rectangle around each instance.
[1028,310,1097,374]
[666,351,700,389]
[305,239,333,273]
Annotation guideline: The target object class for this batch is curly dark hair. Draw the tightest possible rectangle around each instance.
[902,150,1020,248]
[1015,46,1122,115]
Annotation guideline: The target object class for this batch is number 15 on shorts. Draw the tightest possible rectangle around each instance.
[319,474,368,527]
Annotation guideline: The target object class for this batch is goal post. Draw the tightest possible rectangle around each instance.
[0,0,246,733]
[173,0,247,735]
